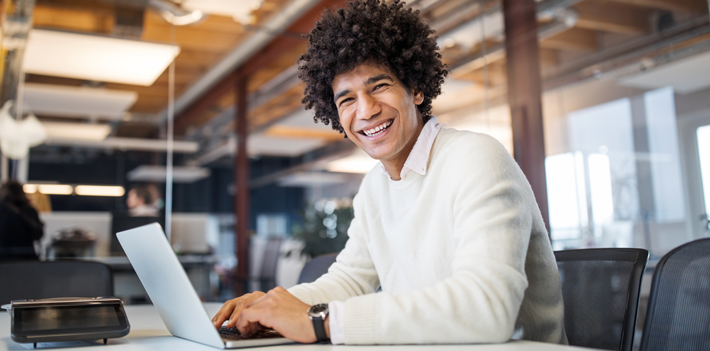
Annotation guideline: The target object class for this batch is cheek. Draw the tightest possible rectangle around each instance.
[339,111,354,133]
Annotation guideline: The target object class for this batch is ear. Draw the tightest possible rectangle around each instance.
[413,90,424,105]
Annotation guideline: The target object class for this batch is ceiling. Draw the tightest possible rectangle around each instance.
[10,0,710,179]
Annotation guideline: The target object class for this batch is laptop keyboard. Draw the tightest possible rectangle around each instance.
[219,327,284,340]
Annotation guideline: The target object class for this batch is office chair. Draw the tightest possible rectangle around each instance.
[640,238,710,351]
[555,248,648,351]
[257,237,282,291]
[0,260,114,306]
[297,253,338,284]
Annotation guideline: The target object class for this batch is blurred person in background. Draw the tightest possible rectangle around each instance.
[146,183,164,211]
[0,180,44,261]
[126,185,159,217]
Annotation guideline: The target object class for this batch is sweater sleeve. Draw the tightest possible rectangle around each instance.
[288,193,381,305]
[340,135,533,344]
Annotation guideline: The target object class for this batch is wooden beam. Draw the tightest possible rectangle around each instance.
[575,1,650,35]
[144,10,245,33]
[33,4,113,34]
[540,27,598,51]
[263,125,343,141]
[141,25,245,53]
[502,0,550,234]
[539,48,559,69]
[174,0,347,135]
[605,0,706,13]
[234,74,250,296]
[237,0,346,75]
[174,73,237,132]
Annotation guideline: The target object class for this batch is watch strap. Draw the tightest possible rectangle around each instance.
[312,315,328,342]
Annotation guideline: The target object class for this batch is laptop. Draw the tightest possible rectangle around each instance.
[117,223,293,349]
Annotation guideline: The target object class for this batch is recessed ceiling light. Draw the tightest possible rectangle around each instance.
[24,29,180,86]
[74,185,125,197]
[25,184,74,195]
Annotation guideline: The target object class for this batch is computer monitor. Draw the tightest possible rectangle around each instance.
[110,213,165,256]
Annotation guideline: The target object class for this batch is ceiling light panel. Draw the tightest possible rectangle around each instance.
[127,165,211,183]
[278,172,348,187]
[23,83,137,119]
[74,185,125,197]
[248,135,326,157]
[42,122,111,141]
[27,184,74,195]
[24,30,180,86]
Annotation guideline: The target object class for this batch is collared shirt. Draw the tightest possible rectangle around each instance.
[378,116,442,180]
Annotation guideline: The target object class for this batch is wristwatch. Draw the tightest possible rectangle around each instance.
[307,303,330,343]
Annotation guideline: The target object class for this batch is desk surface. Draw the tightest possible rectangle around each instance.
[2,303,591,351]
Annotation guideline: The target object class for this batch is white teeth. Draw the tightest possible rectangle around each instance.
[363,120,392,137]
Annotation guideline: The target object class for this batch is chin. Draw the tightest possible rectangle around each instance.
[364,148,393,161]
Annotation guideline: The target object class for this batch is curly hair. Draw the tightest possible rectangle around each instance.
[298,0,448,134]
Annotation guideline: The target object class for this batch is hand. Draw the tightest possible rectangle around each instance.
[212,291,266,329]
[237,287,324,343]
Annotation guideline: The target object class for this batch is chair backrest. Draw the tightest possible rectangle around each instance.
[555,248,648,351]
[260,237,282,279]
[298,253,338,284]
[0,260,114,305]
[640,238,710,351]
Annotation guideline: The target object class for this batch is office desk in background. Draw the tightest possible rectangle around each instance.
[1,303,595,351]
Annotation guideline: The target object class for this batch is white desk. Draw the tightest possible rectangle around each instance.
[1,303,592,351]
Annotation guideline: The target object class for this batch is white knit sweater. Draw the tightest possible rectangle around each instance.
[289,127,567,345]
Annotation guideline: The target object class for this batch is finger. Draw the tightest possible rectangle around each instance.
[237,299,272,336]
[227,299,248,328]
[235,307,259,336]
[212,300,235,328]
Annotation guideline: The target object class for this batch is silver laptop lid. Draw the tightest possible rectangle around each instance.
[117,223,224,349]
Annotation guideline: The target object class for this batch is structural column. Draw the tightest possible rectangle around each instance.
[502,0,550,233]
[234,74,250,295]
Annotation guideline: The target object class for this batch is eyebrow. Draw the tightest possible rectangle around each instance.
[333,74,395,103]
[365,74,394,86]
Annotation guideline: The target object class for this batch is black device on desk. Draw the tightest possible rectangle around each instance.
[7,297,130,348]
[110,213,164,255]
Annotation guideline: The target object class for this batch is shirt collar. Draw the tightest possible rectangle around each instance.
[379,116,441,180]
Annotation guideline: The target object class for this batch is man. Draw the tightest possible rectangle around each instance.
[126,185,158,217]
[212,0,567,345]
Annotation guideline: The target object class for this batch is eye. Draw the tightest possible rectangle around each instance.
[373,83,389,91]
[338,97,354,108]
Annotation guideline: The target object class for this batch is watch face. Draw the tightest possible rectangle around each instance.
[308,303,328,318]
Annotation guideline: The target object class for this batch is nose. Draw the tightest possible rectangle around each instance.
[356,92,381,121]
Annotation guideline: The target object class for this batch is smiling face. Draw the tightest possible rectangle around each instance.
[332,63,424,178]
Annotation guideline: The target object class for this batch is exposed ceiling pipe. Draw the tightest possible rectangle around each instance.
[545,15,710,90]
[449,17,576,76]
[436,0,578,56]
[159,0,324,123]
[44,137,199,153]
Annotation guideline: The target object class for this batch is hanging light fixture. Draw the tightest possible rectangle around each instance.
[149,0,206,26]
[0,101,47,159]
